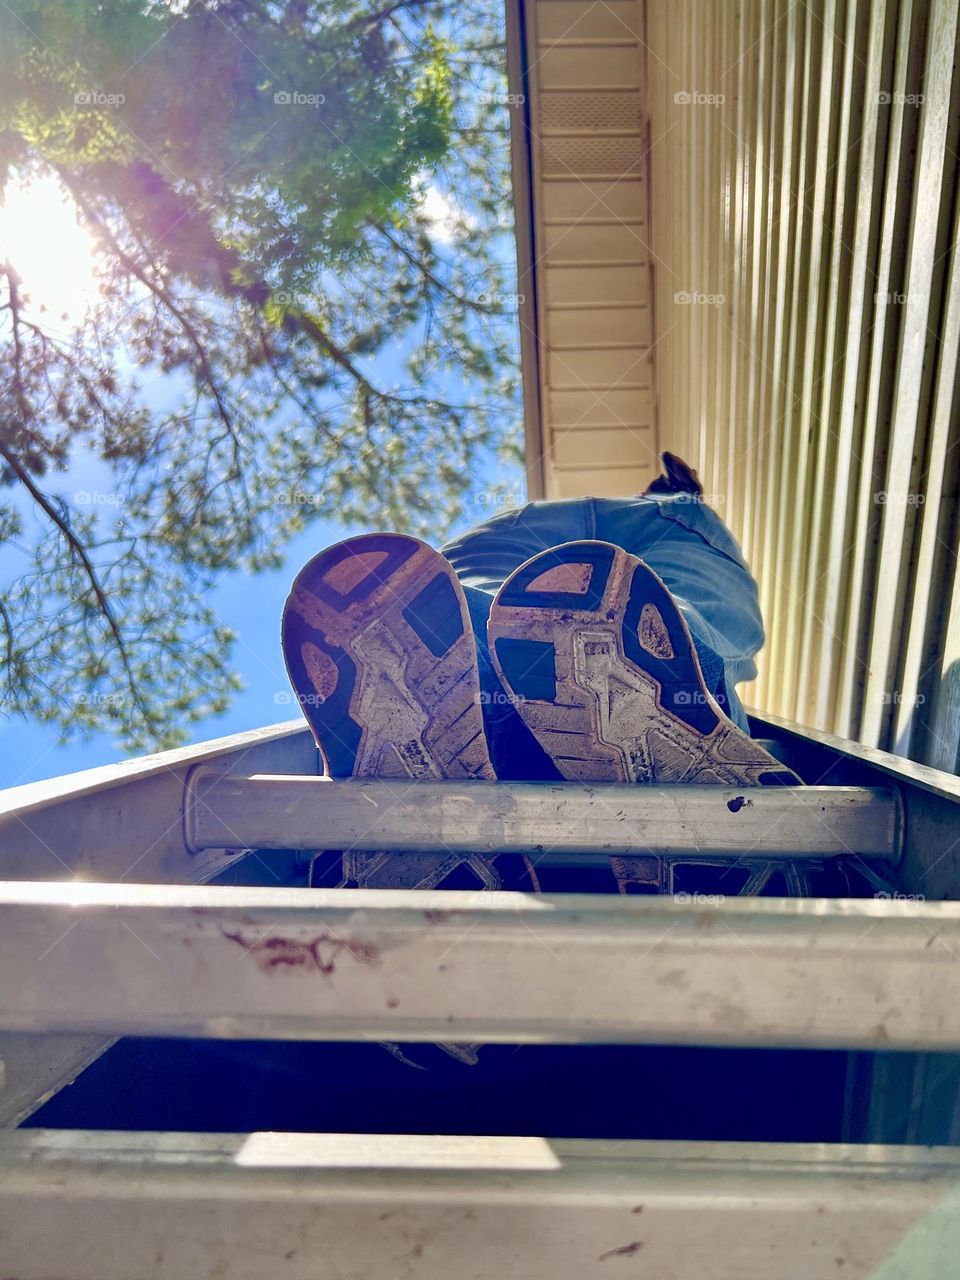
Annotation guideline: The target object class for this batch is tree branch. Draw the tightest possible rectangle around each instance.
[366,219,501,314]
[0,437,154,727]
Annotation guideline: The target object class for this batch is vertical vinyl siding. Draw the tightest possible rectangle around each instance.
[646,0,960,768]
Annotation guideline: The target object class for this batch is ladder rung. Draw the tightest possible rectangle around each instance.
[2,1130,959,1278]
[2,882,953,1050]
[184,774,902,860]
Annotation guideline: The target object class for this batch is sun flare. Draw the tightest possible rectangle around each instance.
[0,173,100,322]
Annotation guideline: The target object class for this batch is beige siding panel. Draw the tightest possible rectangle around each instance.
[893,181,960,755]
[748,0,803,718]
[551,426,654,468]
[542,222,648,262]
[808,0,891,731]
[793,0,863,721]
[549,387,653,427]
[763,0,820,711]
[860,0,959,747]
[833,0,921,735]
[544,265,648,305]
[927,525,960,773]
[552,465,655,498]
[540,135,645,177]
[546,346,651,388]
[540,90,644,133]
[536,0,643,41]
[537,45,641,90]
[541,178,646,223]
[549,306,651,347]
[776,0,841,714]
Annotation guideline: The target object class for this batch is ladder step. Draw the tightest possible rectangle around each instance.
[184,773,901,860]
[2,1130,959,1280]
[1,882,954,1050]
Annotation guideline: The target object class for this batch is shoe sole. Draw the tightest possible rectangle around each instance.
[282,533,494,780]
[487,540,800,786]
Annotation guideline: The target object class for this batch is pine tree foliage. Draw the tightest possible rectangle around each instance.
[0,0,523,749]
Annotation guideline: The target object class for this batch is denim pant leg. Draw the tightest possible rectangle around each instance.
[461,585,563,782]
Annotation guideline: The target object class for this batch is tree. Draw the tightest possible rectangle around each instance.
[0,0,523,750]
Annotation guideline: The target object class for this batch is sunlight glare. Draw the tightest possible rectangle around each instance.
[0,174,99,322]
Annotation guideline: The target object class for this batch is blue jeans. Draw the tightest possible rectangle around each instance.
[442,496,764,781]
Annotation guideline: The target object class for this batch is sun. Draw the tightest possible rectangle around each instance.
[0,173,100,323]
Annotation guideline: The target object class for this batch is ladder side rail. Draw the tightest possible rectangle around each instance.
[0,721,318,1127]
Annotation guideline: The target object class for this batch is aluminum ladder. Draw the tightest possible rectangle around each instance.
[1,711,959,1277]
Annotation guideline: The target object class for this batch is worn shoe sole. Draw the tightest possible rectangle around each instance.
[488,540,801,785]
[282,533,495,781]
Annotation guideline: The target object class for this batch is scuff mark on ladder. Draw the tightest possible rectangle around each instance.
[221,927,380,975]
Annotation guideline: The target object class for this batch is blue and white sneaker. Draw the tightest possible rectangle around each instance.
[488,540,801,786]
[282,532,495,782]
